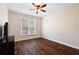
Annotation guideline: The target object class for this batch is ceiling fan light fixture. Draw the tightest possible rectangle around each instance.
[29,3,47,14]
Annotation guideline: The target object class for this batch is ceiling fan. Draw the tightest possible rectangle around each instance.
[29,3,47,14]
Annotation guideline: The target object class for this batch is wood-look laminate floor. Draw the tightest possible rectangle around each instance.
[15,38,79,55]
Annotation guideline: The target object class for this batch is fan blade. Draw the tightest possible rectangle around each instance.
[29,9,36,10]
[41,4,47,8]
[32,3,36,7]
[41,9,46,12]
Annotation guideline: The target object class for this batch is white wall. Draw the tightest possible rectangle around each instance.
[8,11,42,41]
[0,3,8,26]
[42,4,79,49]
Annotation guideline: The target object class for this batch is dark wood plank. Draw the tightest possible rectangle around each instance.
[15,37,79,55]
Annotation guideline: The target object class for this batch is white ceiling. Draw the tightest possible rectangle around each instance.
[7,3,74,17]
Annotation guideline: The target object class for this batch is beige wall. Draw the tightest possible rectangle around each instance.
[42,4,79,48]
[0,3,8,26]
[8,11,42,41]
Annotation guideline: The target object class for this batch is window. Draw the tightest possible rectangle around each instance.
[21,18,36,35]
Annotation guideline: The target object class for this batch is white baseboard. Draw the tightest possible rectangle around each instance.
[43,36,79,49]
[15,36,41,42]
